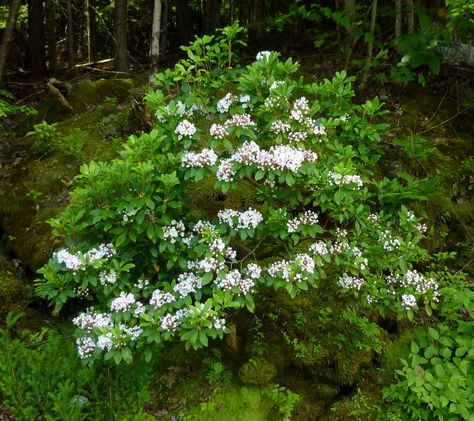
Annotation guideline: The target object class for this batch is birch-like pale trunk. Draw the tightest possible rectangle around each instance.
[150,0,162,74]
[0,0,21,81]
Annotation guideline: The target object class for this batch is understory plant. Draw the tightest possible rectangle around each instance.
[36,25,445,366]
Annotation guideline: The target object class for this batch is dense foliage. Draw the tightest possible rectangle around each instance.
[37,28,444,367]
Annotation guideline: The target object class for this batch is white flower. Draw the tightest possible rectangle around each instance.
[309,242,329,256]
[246,263,262,279]
[97,333,113,351]
[287,210,319,233]
[210,124,228,139]
[338,273,364,290]
[99,270,117,285]
[111,292,136,312]
[256,51,271,61]
[175,119,197,140]
[77,337,95,359]
[271,120,291,134]
[216,159,236,182]
[401,294,417,309]
[73,310,112,330]
[327,172,364,189]
[416,223,427,234]
[182,149,218,168]
[174,273,202,298]
[225,113,256,128]
[217,93,234,113]
[150,290,175,308]
[162,220,186,243]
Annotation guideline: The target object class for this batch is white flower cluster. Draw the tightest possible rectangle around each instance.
[351,247,368,270]
[268,253,315,282]
[174,272,202,298]
[290,97,310,123]
[210,123,228,139]
[271,120,291,134]
[54,243,116,271]
[368,213,379,224]
[77,337,96,359]
[401,294,417,309]
[99,270,117,285]
[122,208,138,223]
[288,131,308,143]
[215,269,254,294]
[380,230,401,251]
[193,220,217,236]
[110,292,136,312]
[217,208,263,230]
[150,289,175,308]
[54,248,83,270]
[217,93,234,113]
[287,210,319,233]
[416,223,428,234]
[224,113,255,128]
[97,333,113,351]
[174,100,199,117]
[73,310,112,330]
[188,257,225,273]
[239,94,251,108]
[309,241,329,256]
[136,279,149,290]
[246,263,262,279]
[160,309,189,332]
[174,119,197,140]
[338,273,364,290]
[305,118,326,136]
[256,51,271,61]
[386,270,440,303]
[181,148,218,168]
[269,80,284,91]
[162,220,186,244]
[327,172,364,189]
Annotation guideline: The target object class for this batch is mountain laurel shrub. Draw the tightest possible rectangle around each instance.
[36,26,443,365]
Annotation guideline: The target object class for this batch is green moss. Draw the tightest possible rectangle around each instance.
[238,358,277,386]
[322,398,355,421]
[180,385,273,421]
[0,257,29,315]
[335,350,372,385]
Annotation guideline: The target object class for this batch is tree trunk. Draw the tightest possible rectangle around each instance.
[66,0,75,71]
[406,0,414,34]
[150,0,162,74]
[45,0,57,74]
[0,0,21,81]
[254,0,264,42]
[176,0,192,42]
[343,0,356,39]
[205,0,220,33]
[114,0,129,73]
[360,0,378,91]
[88,0,98,63]
[395,0,401,38]
[28,0,47,81]
[160,0,169,55]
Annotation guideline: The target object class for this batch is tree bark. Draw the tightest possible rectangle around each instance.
[150,0,162,74]
[360,0,378,91]
[395,0,402,38]
[45,0,57,74]
[28,0,47,81]
[254,0,264,42]
[176,0,192,42]
[0,0,21,81]
[343,0,356,39]
[114,0,129,73]
[204,0,220,33]
[66,0,75,71]
[406,0,414,34]
[88,0,98,63]
[160,0,168,56]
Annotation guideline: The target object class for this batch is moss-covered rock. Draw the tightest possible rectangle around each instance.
[238,358,277,386]
[335,350,372,385]
[0,256,29,315]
